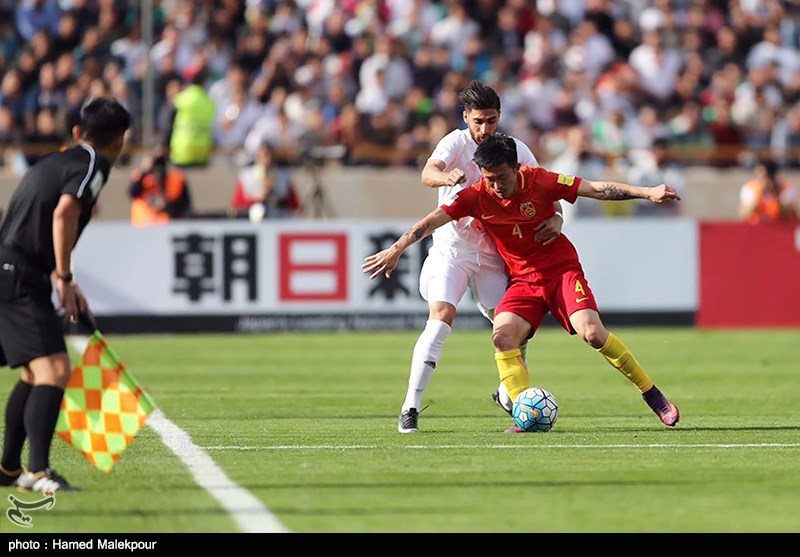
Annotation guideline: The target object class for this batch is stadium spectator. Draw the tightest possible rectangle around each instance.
[0,104,18,147]
[23,63,64,135]
[244,104,303,161]
[667,100,714,164]
[150,22,193,76]
[53,51,76,91]
[739,157,798,224]
[0,69,26,130]
[213,73,262,154]
[706,26,742,74]
[208,59,249,107]
[229,142,299,221]
[22,106,62,167]
[0,97,131,492]
[15,48,39,96]
[771,101,800,168]
[0,14,16,68]
[707,99,745,166]
[51,11,81,58]
[163,67,215,168]
[747,24,799,88]
[110,22,147,82]
[1,0,799,194]
[626,105,668,152]
[14,0,61,42]
[627,137,686,217]
[58,80,86,139]
[129,149,192,226]
[0,104,26,174]
[358,36,413,103]
[73,25,109,69]
[363,133,681,433]
[430,2,480,62]
[547,125,607,221]
[629,29,682,104]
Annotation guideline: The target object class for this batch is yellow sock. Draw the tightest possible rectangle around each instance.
[597,333,654,393]
[495,348,530,402]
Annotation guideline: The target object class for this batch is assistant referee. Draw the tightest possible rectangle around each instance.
[0,97,131,492]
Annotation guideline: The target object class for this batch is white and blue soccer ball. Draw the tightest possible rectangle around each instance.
[512,387,559,432]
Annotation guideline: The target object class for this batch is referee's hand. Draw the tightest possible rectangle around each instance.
[56,278,90,324]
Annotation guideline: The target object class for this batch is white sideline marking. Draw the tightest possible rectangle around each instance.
[69,336,289,533]
[147,411,289,533]
[203,443,800,451]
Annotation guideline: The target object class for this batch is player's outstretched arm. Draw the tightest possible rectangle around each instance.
[421,159,466,188]
[362,208,453,279]
[578,180,681,204]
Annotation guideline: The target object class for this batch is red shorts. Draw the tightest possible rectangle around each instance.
[495,262,599,336]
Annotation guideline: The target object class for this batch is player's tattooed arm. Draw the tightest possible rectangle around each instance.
[402,208,447,243]
[579,180,682,204]
[594,183,632,200]
[362,208,453,279]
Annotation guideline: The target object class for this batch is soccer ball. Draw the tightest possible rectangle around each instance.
[512,387,559,432]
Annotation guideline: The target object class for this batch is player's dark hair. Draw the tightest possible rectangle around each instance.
[473,133,517,169]
[79,97,131,148]
[458,80,501,112]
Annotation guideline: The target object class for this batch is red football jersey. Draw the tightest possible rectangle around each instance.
[441,166,582,278]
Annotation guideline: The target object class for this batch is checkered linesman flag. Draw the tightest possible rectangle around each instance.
[55,329,156,473]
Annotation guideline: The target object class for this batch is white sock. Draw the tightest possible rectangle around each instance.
[401,319,452,412]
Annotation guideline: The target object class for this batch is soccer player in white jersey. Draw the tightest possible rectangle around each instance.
[397,81,564,433]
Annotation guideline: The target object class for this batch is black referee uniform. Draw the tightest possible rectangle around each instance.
[0,144,110,367]
[0,96,128,490]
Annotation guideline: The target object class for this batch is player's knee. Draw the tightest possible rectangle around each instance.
[491,328,519,351]
[580,326,607,349]
[429,305,456,325]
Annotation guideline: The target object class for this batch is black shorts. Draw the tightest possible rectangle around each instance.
[0,250,65,369]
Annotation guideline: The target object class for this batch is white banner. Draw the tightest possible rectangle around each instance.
[568,219,698,311]
[72,219,697,318]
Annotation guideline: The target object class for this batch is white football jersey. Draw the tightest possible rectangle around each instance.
[428,128,538,257]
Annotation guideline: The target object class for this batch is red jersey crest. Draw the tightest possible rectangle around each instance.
[520,201,536,218]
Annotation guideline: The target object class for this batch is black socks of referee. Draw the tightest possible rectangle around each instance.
[2,380,32,472]
[24,385,65,473]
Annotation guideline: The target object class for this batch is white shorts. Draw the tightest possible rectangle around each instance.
[419,247,508,319]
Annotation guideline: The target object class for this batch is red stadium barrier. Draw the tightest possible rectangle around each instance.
[698,222,800,327]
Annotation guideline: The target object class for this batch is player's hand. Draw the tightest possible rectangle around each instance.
[649,184,681,203]
[362,247,402,279]
[534,212,563,245]
[446,169,466,187]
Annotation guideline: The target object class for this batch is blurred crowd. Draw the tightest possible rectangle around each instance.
[1,0,800,219]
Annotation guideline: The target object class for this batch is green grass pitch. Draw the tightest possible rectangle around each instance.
[2,327,799,532]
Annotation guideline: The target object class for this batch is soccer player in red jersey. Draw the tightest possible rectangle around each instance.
[363,134,681,431]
